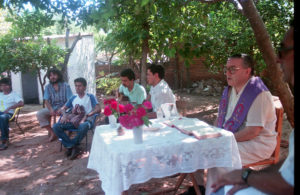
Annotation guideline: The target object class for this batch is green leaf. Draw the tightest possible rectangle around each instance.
[141,0,150,7]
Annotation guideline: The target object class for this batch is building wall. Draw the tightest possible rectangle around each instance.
[11,34,96,104]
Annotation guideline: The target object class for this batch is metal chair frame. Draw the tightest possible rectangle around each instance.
[58,113,99,152]
[9,107,24,134]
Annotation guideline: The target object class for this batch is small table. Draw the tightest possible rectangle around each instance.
[87,117,242,195]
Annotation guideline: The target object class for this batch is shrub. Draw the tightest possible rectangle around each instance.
[96,73,121,95]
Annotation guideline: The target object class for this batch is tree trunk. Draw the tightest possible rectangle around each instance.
[61,29,82,83]
[174,50,180,90]
[37,69,45,108]
[238,0,294,127]
[140,22,150,87]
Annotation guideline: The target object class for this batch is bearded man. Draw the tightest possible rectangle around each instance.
[36,68,73,142]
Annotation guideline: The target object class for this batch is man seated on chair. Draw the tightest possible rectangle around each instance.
[36,68,73,142]
[210,19,294,195]
[116,68,147,106]
[182,54,278,195]
[201,54,277,195]
[53,77,101,160]
[0,78,24,150]
[146,64,176,118]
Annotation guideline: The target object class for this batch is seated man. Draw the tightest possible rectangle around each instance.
[36,68,73,142]
[0,78,24,150]
[117,68,147,105]
[216,53,277,165]
[53,77,101,160]
[146,64,176,118]
[211,20,294,195]
[183,54,277,195]
[203,54,277,195]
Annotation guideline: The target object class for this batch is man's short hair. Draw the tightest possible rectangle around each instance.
[74,77,87,87]
[147,64,165,79]
[120,69,135,81]
[46,67,63,82]
[229,54,255,75]
[0,77,12,86]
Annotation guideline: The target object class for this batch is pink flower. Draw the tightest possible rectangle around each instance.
[129,115,144,127]
[136,107,146,117]
[118,104,125,113]
[143,101,152,109]
[124,104,134,113]
[104,106,112,116]
[111,100,118,110]
[119,115,133,129]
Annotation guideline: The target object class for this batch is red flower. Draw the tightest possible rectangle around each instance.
[104,106,112,116]
[143,101,152,109]
[119,115,133,129]
[124,104,134,113]
[129,115,144,127]
[118,104,125,113]
[111,100,118,110]
[136,107,146,117]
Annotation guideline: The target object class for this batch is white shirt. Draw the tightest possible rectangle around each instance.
[71,94,93,114]
[0,91,23,114]
[223,77,277,164]
[149,79,176,112]
[279,130,294,186]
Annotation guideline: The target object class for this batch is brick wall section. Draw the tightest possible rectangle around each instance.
[165,57,226,89]
[95,57,226,89]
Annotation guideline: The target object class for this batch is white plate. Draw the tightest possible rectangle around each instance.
[143,127,160,132]
[143,123,163,132]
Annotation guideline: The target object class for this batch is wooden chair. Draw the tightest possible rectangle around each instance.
[243,96,284,168]
[9,107,24,134]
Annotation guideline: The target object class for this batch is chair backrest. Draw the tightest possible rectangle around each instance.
[9,107,22,122]
[272,96,284,163]
[160,103,179,118]
[243,96,284,168]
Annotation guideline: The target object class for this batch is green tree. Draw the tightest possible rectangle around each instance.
[0,9,66,102]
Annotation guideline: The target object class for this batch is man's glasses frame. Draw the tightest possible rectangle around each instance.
[223,66,241,75]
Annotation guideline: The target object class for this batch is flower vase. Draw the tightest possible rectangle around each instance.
[108,115,117,128]
[133,126,143,144]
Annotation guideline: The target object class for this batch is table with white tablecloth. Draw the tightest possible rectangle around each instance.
[87,117,242,195]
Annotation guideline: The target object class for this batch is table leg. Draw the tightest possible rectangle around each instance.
[171,173,188,195]
[189,173,202,195]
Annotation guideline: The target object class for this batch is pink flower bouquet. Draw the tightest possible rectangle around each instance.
[118,101,152,129]
[103,98,125,118]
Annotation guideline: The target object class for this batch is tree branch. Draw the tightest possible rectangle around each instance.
[238,0,294,127]
[194,0,226,3]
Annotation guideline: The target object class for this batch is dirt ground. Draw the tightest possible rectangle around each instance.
[0,92,293,195]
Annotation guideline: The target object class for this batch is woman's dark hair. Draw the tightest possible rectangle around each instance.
[74,77,87,87]
[147,64,165,79]
[120,68,136,81]
[229,54,255,75]
[46,68,63,82]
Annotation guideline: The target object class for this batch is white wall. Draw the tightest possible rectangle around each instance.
[11,72,22,98]
[10,34,96,104]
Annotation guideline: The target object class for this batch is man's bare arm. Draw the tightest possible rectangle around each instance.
[234,126,263,142]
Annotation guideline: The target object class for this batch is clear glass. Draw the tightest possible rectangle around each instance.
[156,108,164,119]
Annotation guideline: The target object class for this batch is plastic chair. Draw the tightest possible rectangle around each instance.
[9,107,24,134]
[243,96,284,168]
[59,113,99,152]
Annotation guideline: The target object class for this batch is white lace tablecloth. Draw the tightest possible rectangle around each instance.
[87,117,242,195]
